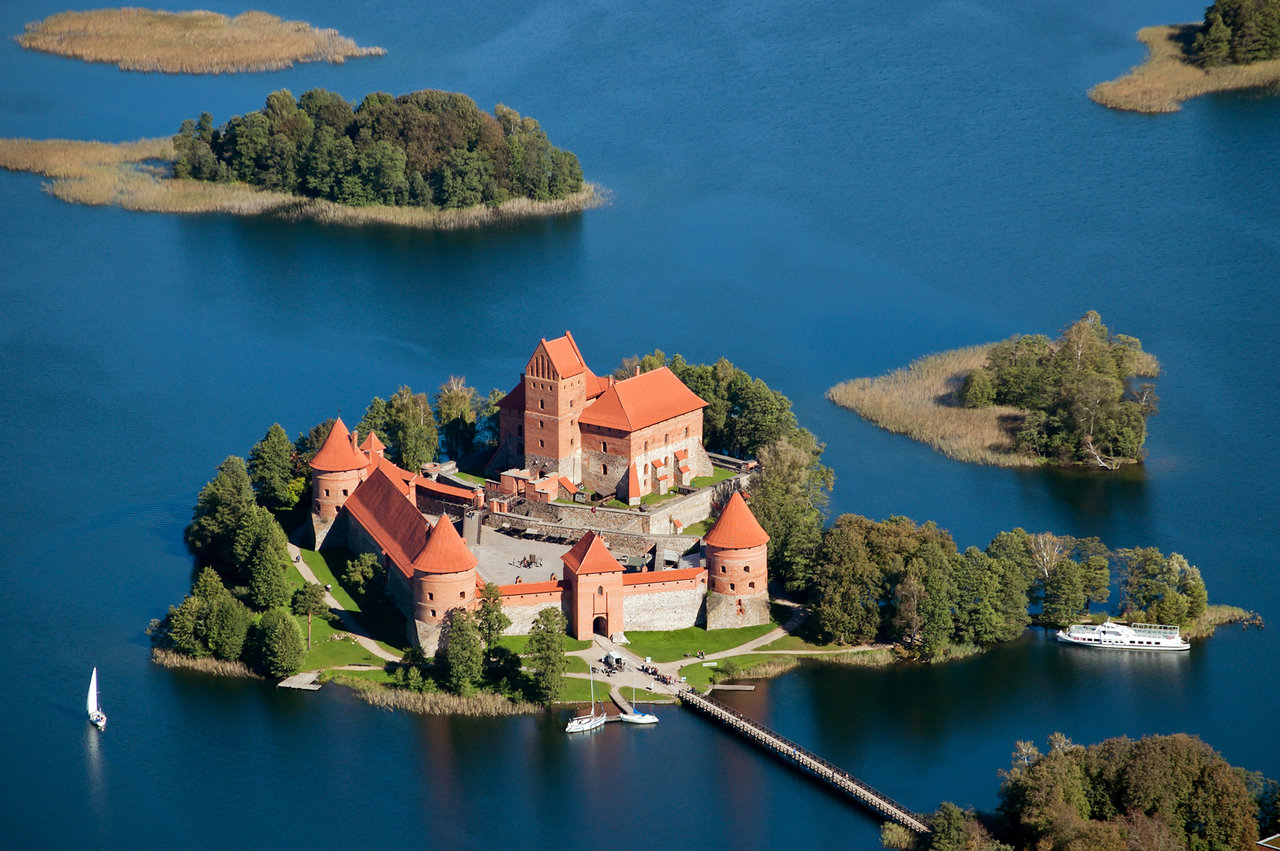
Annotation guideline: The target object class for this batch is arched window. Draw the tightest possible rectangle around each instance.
[602,441,608,453]
[459,591,465,599]
[597,585,604,596]
[744,565,750,573]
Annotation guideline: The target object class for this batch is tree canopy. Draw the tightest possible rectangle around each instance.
[247,423,298,511]
[526,608,568,704]
[962,312,1158,468]
[173,89,584,210]
[1194,1,1280,66]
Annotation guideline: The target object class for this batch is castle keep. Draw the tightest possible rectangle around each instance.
[309,333,770,652]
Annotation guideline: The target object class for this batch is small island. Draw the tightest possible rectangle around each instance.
[16,9,384,74]
[0,89,599,231]
[827,312,1158,469]
[1091,1,1280,113]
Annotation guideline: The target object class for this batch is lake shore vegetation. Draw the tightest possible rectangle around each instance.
[16,9,385,74]
[828,312,1159,469]
[1091,4,1280,114]
[0,136,599,231]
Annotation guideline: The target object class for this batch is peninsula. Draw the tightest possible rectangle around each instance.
[1092,2,1280,113]
[16,9,384,74]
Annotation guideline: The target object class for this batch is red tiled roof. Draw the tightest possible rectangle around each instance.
[627,462,641,498]
[413,516,478,574]
[674,449,688,461]
[560,531,623,575]
[360,431,386,453]
[497,380,524,411]
[373,454,413,494]
[579,367,707,432]
[558,476,579,495]
[583,368,611,400]
[622,567,704,586]
[310,418,369,472]
[342,466,428,578]
[540,332,587,378]
[703,491,770,549]
[497,580,564,596]
[418,477,478,502]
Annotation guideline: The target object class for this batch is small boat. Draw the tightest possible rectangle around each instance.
[566,666,605,733]
[87,667,107,730]
[620,682,658,725]
[1056,621,1190,651]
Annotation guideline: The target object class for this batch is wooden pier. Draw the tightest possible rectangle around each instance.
[679,689,930,833]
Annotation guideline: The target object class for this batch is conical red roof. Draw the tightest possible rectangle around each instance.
[309,418,369,472]
[360,430,386,453]
[414,516,478,574]
[703,491,769,549]
[560,531,624,575]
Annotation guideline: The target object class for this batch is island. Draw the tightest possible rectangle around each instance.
[15,9,384,74]
[1091,1,1280,113]
[0,89,599,231]
[827,312,1159,469]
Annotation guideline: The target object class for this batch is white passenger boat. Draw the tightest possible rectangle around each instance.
[1056,621,1190,651]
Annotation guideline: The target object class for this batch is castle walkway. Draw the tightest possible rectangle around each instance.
[679,689,931,834]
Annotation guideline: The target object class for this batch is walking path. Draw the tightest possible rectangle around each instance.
[287,543,401,664]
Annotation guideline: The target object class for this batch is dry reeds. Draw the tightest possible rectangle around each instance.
[337,677,540,716]
[151,647,261,679]
[0,137,602,231]
[827,345,1037,467]
[16,8,385,74]
[1181,604,1263,639]
[1090,24,1280,113]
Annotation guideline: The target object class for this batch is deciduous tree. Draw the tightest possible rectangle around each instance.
[527,608,568,704]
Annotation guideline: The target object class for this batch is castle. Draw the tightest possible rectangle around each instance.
[309,333,771,653]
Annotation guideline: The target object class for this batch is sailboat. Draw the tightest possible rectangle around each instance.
[619,681,658,725]
[565,666,605,733]
[87,667,107,730]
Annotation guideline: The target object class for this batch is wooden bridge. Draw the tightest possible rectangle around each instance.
[679,688,931,833]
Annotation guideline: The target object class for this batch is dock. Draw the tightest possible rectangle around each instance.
[679,689,930,833]
[277,671,321,691]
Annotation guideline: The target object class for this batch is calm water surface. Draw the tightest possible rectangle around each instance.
[1,0,1277,847]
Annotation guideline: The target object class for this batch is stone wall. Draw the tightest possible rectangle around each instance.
[622,584,706,632]
[705,591,771,630]
[501,598,568,634]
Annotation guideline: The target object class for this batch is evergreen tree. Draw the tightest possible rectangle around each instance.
[185,456,256,569]
[256,608,306,678]
[247,423,297,511]
[208,594,253,662]
[749,429,834,590]
[1041,560,1086,628]
[357,397,390,449]
[477,582,511,659]
[811,516,884,644]
[343,552,384,600]
[527,608,568,704]
[236,505,292,610]
[441,609,483,695]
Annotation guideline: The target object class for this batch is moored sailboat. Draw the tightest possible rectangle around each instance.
[566,666,605,733]
[87,667,107,730]
[620,682,658,725]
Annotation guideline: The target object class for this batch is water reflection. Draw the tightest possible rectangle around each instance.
[1014,463,1151,540]
[84,725,106,819]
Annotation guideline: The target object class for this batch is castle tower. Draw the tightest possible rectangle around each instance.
[411,516,479,653]
[521,332,589,482]
[359,430,386,458]
[703,491,771,629]
[561,531,625,639]
[309,418,371,549]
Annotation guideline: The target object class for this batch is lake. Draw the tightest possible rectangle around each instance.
[0,0,1276,847]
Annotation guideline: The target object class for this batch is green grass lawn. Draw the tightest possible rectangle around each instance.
[496,635,592,655]
[565,655,590,674]
[296,615,390,669]
[298,547,360,612]
[682,518,713,537]
[324,668,396,686]
[294,546,408,653]
[453,471,486,484]
[624,622,777,662]
[557,675,611,703]
[678,653,792,689]
[691,466,736,488]
[760,633,832,652]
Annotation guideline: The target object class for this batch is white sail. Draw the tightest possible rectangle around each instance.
[87,667,99,716]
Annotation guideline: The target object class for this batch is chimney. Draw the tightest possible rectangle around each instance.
[634,366,640,377]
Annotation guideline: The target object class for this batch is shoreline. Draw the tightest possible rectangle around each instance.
[16,9,385,75]
[1090,24,1280,113]
[0,137,603,231]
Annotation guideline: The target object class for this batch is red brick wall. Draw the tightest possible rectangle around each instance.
[707,541,768,597]
[412,569,478,625]
[312,467,363,520]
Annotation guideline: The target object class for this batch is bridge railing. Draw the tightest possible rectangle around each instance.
[680,688,929,830]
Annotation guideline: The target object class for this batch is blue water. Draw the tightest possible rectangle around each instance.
[1,0,1277,847]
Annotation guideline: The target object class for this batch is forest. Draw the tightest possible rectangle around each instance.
[172,88,584,209]
[1194,0,1280,66]
[961,311,1158,468]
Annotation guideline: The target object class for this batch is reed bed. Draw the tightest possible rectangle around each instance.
[337,676,539,716]
[829,647,897,667]
[0,137,601,231]
[17,9,385,74]
[151,647,260,679]
[1182,604,1264,639]
[826,345,1036,467]
[1090,24,1280,113]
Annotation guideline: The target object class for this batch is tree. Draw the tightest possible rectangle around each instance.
[1041,559,1085,628]
[477,582,511,659]
[166,594,212,657]
[291,583,329,650]
[1117,546,1202,623]
[247,423,297,511]
[435,376,477,460]
[749,429,834,590]
[185,456,256,569]
[386,386,437,471]
[343,552,383,600]
[473,388,505,449]
[236,505,292,609]
[256,608,306,678]
[811,516,884,644]
[294,419,335,473]
[357,397,390,449]
[527,607,568,704]
[441,609,484,695]
[1196,11,1234,65]
[208,594,253,661]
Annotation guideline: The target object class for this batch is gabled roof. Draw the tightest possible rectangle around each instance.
[342,466,428,578]
[496,380,524,411]
[372,454,414,494]
[537,331,588,379]
[703,491,770,549]
[560,531,624,575]
[413,516,478,574]
[583,368,611,400]
[310,418,369,472]
[360,431,386,453]
[579,367,707,432]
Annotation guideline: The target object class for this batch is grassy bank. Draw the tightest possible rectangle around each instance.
[1182,604,1264,639]
[624,622,778,663]
[1090,24,1280,113]
[17,9,384,74]
[827,345,1037,467]
[0,137,602,231]
[151,647,260,679]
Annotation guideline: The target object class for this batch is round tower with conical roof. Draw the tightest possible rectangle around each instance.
[703,491,771,629]
[411,516,480,653]
[309,418,371,548]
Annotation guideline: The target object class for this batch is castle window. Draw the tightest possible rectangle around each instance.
[342,489,348,496]
[324,489,330,497]
[685,427,689,437]
[721,565,726,573]
[540,399,544,410]
[602,441,608,453]
[598,585,604,596]
[539,439,544,448]
[570,438,574,446]
[730,583,736,591]
[602,464,609,475]
[459,591,465,599]
[744,566,750,573]
[749,582,755,589]
[570,399,575,407]
[430,609,436,617]
[539,420,544,429]
[644,441,649,451]
[664,434,669,445]
[428,592,434,600]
